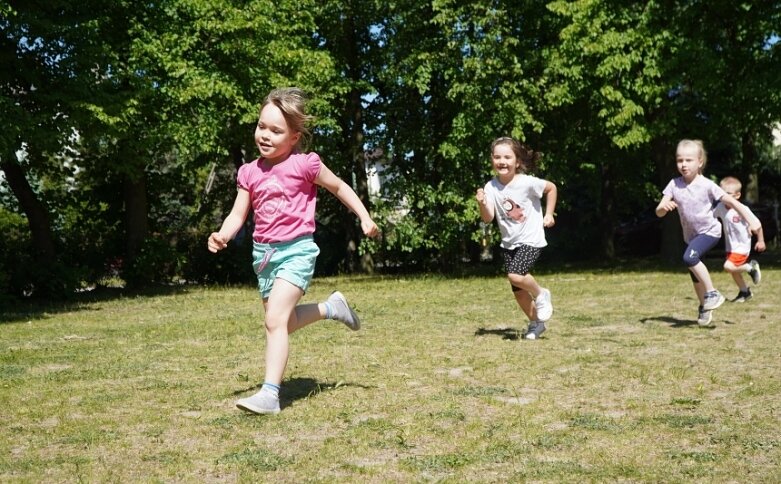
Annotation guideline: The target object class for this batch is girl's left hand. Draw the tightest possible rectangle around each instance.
[362,219,380,238]
[543,214,555,228]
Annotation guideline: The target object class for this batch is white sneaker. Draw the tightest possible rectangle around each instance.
[702,290,725,311]
[697,306,713,326]
[236,389,280,415]
[749,260,761,285]
[525,321,546,340]
[327,291,361,330]
[534,288,553,322]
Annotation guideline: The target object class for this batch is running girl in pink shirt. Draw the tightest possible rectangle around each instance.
[208,88,379,414]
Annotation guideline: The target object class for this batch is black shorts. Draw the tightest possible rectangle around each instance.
[501,244,542,276]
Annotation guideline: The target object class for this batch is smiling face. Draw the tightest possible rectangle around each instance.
[675,143,703,183]
[254,103,301,163]
[491,142,520,183]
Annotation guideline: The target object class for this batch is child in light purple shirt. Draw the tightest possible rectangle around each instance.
[208,88,379,414]
[655,139,761,326]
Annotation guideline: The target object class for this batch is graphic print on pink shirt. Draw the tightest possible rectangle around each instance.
[258,176,287,219]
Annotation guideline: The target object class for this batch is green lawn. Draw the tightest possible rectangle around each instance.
[2,260,780,481]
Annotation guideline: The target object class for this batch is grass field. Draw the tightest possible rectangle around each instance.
[1,258,780,482]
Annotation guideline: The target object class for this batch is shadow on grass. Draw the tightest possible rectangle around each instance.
[475,327,521,340]
[4,247,780,324]
[0,284,193,325]
[233,377,375,410]
[639,315,716,329]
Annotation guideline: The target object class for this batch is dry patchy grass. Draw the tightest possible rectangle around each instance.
[1,261,780,481]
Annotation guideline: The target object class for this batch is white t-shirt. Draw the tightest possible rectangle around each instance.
[714,203,751,255]
[483,174,548,249]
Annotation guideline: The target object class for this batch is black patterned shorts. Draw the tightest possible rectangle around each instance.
[501,244,542,276]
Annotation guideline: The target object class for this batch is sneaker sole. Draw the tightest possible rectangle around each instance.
[750,260,761,285]
[236,399,280,415]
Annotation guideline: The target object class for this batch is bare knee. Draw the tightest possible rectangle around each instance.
[508,273,530,286]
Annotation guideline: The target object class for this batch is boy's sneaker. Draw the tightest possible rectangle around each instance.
[749,260,761,285]
[702,290,725,311]
[236,389,280,415]
[697,305,713,326]
[525,321,546,340]
[534,288,553,322]
[731,289,752,303]
[326,291,361,330]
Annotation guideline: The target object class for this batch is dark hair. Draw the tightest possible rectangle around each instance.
[490,137,542,173]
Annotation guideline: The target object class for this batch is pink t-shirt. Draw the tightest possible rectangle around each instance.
[662,175,725,243]
[237,151,321,243]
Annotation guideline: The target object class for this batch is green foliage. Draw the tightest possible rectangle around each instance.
[2,0,781,292]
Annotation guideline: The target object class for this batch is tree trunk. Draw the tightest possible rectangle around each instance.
[600,162,616,259]
[123,171,149,262]
[0,157,56,259]
[652,138,683,264]
[341,4,374,274]
[230,145,245,171]
[740,132,759,204]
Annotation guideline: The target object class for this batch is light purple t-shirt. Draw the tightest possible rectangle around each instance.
[237,151,321,243]
[662,175,725,243]
[483,174,548,249]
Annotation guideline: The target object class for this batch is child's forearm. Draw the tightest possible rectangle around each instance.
[334,181,371,222]
[480,206,493,223]
[217,213,246,240]
[733,201,761,230]
[544,185,557,218]
[756,226,765,244]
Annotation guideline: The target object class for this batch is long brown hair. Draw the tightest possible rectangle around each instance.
[491,137,542,173]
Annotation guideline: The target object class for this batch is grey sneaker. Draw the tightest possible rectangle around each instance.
[525,321,546,340]
[327,291,361,330]
[697,305,713,326]
[534,288,553,322]
[749,260,761,285]
[236,389,280,415]
[702,290,725,311]
[731,289,752,303]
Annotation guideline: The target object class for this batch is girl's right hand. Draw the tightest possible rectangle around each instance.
[658,200,677,213]
[475,188,486,204]
[207,233,229,253]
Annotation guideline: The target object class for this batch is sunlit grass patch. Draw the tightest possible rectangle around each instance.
[1,265,780,481]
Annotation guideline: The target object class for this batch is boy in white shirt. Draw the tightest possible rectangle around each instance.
[714,176,765,302]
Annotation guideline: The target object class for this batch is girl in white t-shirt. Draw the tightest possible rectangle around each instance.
[655,140,761,325]
[208,88,378,414]
[476,137,558,340]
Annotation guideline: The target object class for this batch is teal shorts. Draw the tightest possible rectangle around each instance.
[252,235,320,299]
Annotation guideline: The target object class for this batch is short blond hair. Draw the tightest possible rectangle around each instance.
[719,176,742,193]
[676,139,707,173]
